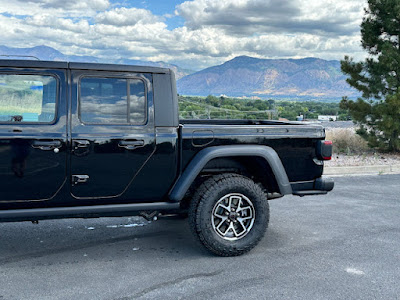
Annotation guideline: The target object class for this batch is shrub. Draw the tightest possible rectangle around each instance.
[325,128,370,155]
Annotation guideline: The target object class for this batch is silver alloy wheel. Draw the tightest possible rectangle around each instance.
[211,193,256,241]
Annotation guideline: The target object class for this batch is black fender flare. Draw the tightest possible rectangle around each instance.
[169,145,292,202]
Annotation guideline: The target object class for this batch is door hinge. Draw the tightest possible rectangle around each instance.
[72,175,89,185]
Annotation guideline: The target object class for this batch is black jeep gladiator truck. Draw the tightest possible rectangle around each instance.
[0,60,333,256]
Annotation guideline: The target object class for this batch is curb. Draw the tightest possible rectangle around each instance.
[324,164,400,176]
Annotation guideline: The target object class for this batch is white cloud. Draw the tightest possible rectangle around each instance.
[96,7,162,26]
[0,0,110,17]
[28,0,110,11]
[0,0,367,70]
[26,15,91,33]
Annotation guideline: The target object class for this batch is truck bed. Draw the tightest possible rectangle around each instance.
[180,119,326,183]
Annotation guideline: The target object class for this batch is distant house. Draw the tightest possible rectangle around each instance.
[318,115,337,121]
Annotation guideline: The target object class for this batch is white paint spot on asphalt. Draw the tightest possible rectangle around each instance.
[346,268,365,275]
[106,223,148,229]
[83,254,88,257]
[123,223,146,228]
[132,248,140,251]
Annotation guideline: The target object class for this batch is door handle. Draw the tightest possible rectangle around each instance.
[72,175,89,186]
[73,140,90,149]
[32,140,62,151]
[118,140,144,150]
[72,140,91,157]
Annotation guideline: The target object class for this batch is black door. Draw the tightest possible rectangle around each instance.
[70,71,156,200]
[0,71,67,202]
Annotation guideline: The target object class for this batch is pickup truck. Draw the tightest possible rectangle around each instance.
[0,60,333,256]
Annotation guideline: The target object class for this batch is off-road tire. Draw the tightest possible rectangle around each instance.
[188,173,269,256]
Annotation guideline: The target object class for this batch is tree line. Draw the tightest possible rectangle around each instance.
[179,95,349,121]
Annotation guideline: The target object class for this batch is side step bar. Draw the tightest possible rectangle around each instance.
[0,202,180,222]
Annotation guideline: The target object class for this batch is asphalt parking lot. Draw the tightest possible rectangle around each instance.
[0,174,399,300]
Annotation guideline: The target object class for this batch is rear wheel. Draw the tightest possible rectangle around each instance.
[189,174,269,256]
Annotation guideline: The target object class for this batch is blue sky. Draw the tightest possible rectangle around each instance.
[0,0,367,70]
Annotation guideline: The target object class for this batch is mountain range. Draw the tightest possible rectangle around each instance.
[0,45,358,100]
[177,56,359,100]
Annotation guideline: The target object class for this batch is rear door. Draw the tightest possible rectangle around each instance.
[0,69,67,202]
[70,70,155,200]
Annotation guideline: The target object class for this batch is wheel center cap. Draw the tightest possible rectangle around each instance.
[229,212,238,221]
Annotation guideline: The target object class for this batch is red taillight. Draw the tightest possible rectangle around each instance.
[317,140,332,160]
[322,140,332,160]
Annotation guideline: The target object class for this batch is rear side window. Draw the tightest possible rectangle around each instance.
[79,77,146,124]
[0,74,57,123]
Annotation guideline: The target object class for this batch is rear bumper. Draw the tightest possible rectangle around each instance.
[291,177,334,197]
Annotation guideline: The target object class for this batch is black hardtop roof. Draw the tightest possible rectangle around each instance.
[0,59,170,74]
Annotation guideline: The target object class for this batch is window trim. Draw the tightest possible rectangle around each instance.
[0,72,59,125]
[78,75,148,126]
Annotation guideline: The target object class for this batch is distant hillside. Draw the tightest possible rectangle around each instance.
[0,45,192,79]
[177,56,359,100]
[0,45,98,63]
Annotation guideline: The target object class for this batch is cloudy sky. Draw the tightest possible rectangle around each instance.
[0,0,367,70]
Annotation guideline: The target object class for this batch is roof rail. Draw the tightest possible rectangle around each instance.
[0,55,40,60]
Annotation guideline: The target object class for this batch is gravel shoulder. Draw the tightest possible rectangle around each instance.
[325,153,400,167]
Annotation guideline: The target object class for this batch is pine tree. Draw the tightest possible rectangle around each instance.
[340,0,400,152]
